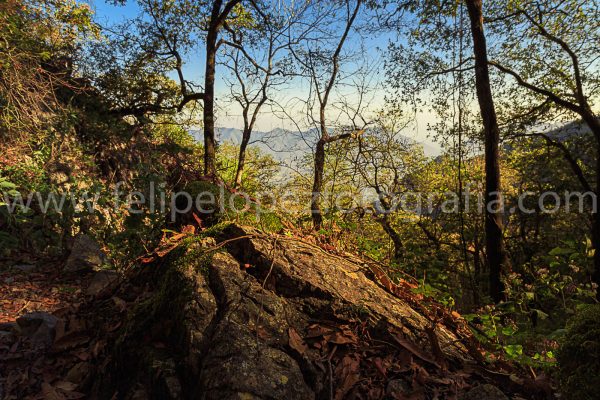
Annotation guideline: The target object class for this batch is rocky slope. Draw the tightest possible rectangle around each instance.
[1,224,553,399]
[90,224,550,399]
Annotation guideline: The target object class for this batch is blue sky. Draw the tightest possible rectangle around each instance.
[88,0,441,154]
[91,0,140,24]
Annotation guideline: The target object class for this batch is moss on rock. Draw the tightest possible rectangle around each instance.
[557,304,600,400]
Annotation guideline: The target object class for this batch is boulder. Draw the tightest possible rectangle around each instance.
[64,234,107,272]
[16,312,59,346]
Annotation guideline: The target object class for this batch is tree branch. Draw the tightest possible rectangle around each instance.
[489,61,582,115]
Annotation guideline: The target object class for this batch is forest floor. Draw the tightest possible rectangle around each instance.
[0,261,129,399]
[0,263,90,324]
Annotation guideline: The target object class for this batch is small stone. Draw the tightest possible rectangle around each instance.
[386,379,411,397]
[16,312,59,346]
[86,270,119,298]
[460,384,509,400]
[201,237,217,248]
[0,322,17,332]
[65,234,107,272]
[0,330,15,341]
[4,277,14,284]
[13,264,37,273]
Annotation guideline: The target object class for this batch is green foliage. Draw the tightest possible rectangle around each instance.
[216,142,280,195]
[1,0,599,390]
[0,0,98,133]
[181,179,283,233]
[0,176,19,197]
[503,239,596,333]
[464,306,557,368]
[557,304,600,400]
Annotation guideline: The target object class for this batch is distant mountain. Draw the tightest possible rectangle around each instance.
[189,128,309,163]
[542,121,593,140]
[189,127,440,162]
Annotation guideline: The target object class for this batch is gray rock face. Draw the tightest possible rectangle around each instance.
[64,234,107,272]
[194,253,315,400]
[16,312,59,346]
[223,226,466,359]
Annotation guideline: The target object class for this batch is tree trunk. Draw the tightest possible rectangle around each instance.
[378,214,404,261]
[592,152,600,301]
[466,0,509,303]
[203,5,220,177]
[586,114,600,300]
[311,138,326,230]
[234,129,251,189]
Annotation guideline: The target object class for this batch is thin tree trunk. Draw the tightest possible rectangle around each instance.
[203,3,221,177]
[311,138,326,230]
[378,214,403,261]
[308,0,361,231]
[466,0,509,303]
[592,152,600,300]
[574,109,600,300]
[234,129,251,188]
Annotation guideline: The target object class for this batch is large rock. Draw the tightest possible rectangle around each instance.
[91,225,544,400]
[194,253,315,400]
[64,234,107,272]
[221,225,468,360]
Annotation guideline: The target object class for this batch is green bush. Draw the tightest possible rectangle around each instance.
[181,180,283,232]
[557,304,600,400]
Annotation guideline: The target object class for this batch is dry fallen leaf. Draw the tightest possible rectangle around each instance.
[334,354,361,400]
[325,326,358,345]
[390,331,441,369]
[288,327,308,355]
[42,382,66,400]
[54,381,78,391]
[111,296,127,312]
[52,333,90,352]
